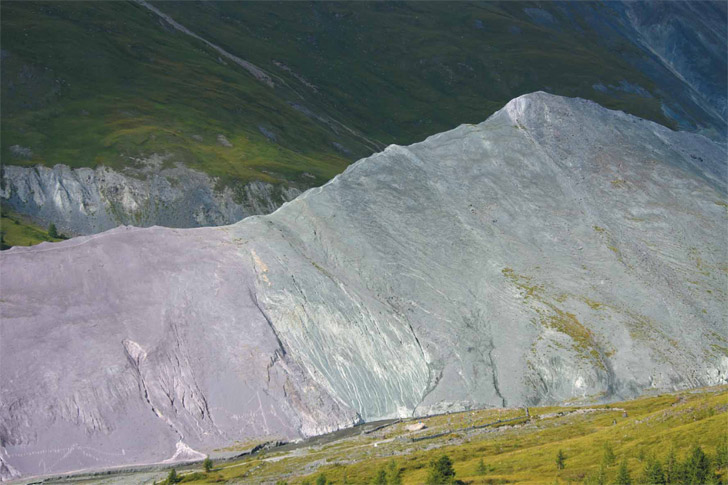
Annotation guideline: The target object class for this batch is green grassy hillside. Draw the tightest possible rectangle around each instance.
[1,2,359,188]
[159,1,676,144]
[168,386,727,484]
[1,1,692,194]
[0,207,64,248]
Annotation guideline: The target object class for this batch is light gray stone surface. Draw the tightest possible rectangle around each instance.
[0,159,303,235]
[0,226,358,481]
[1,93,726,481]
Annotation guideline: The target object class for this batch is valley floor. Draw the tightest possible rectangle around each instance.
[39,385,728,484]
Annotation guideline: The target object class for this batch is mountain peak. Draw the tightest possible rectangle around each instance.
[1,95,726,480]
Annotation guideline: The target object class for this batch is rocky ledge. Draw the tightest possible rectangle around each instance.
[0,157,304,235]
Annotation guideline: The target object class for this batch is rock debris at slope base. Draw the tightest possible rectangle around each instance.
[1,92,726,481]
[0,159,304,236]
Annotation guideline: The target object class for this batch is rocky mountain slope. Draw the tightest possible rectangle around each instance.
[0,160,304,235]
[2,2,725,237]
[1,93,726,481]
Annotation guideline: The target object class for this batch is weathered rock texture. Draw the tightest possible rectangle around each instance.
[620,0,727,133]
[0,159,303,235]
[1,93,726,481]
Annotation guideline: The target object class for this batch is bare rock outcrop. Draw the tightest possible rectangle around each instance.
[0,159,303,236]
[1,93,725,480]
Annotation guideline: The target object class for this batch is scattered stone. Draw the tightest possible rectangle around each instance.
[217,134,233,147]
[406,422,427,432]
[258,125,277,142]
[9,145,32,159]
[332,141,351,155]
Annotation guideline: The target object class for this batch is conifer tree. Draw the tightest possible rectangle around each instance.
[386,459,402,485]
[684,445,711,484]
[615,459,632,485]
[665,447,679,484]
[643,458,665,485]
[48,223,59,239]
[716,435,728,470]
[556,449,566,470]
[426,455,456,485]
[603,442,616,467]
[166,469,179,484]
[371,468,386,485]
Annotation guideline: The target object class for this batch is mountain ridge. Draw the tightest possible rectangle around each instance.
[2,1,725,239]
[1,93,726,480]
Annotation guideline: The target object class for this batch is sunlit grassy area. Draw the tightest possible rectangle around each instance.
[0,207,63,249]
[159,386,727,484]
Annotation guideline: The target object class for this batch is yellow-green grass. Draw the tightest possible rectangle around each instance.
[172,386,727,484]
[0,207,63,248]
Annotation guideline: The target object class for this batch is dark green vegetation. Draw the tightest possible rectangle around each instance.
[425,455,457,484]
[1,1,357,188]
[556,449,567,470]
[156,386,727,484]
[0,206,64,248]
[165,468,179,484]
[156,1,679,138]
[2,1,712,193]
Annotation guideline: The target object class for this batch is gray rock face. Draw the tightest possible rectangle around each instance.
[1,93,726,481]
[0,226,358,481]
[571,1,727,139]
[0,158,303,236]
[621,1,727,129]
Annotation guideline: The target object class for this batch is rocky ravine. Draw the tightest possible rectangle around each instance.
[0,157,304,235]
[1,93,726,481]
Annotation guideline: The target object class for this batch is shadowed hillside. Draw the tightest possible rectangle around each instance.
[1,2,724,237]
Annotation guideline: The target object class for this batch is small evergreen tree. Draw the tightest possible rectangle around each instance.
[426,455,456,485]
[166,468,179,484]
[665,447,679,484]
[603,442,616,467]
[386,459,402,485]
[203,456,213,473]
[684,445,711,484]
[48,223,59,239]
[615,459,632,485]
[643,458,666,485]
[315,473,328,485]
[476,458,488,475]
[716,435,728,470]
[556,449,567,470]
[371,468,387,485]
